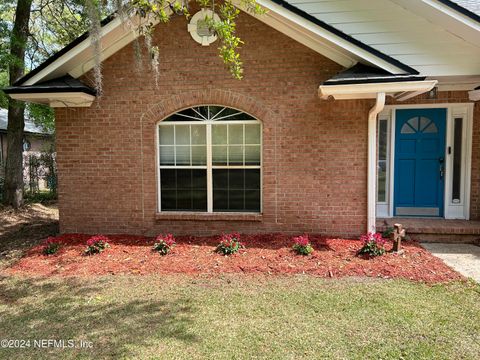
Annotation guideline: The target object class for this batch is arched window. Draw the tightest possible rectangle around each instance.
[158,106,262,213]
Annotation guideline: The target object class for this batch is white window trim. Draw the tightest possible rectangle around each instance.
[155,106,263,214]
[377,103,474,219]
[445,106,473,219]
[376,116,391,218]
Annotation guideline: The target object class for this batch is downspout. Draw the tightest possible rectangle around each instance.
[367,92,386,233]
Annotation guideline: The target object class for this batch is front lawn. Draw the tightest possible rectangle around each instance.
[0,275,479,359]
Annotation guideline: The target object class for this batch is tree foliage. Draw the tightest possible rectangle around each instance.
[1,0,264,131]
[0,0,90,132]
[87,0,265,93]
[1,0,264,207]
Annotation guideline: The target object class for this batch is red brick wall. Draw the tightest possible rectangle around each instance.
[54,13,478,237]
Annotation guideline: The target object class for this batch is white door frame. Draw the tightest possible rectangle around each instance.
[377,103,474,219]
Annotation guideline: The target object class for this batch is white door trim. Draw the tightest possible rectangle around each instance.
[378,102,474,219]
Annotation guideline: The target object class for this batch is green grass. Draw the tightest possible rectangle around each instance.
[0,275,479,359]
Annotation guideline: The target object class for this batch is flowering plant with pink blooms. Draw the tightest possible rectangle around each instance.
[153,234,176,255]
[42,237,62,255]
[357,232,386,257]
[292,234,314,255]
[84,235,110,255]
[216,233,243,255]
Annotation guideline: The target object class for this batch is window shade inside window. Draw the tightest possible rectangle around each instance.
[213,169,261,212]
[160,169,207,211]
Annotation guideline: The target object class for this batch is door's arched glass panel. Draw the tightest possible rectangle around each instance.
[401,116,438,135]
[422,121,438,133]
[401,123,416,134]
[419,116,430,131]
[407,116,419,131]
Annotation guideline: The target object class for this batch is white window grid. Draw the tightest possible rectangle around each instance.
[157,106,262,213]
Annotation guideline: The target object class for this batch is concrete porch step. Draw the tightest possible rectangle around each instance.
[377,218,480,244]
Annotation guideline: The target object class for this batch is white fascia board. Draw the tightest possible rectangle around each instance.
[21,12,165,86]
[425,0,480,32]
[69,27,138,78]
[20,1,413,86]
[240,0,411,74]
[69,13,163,79]
[8,92,95,107]
[392,0,480,47]
[319,80,437,100]
[469,89,480,101]
[237,2,355,68]
[432,75,480,91]
[22,17,124,86]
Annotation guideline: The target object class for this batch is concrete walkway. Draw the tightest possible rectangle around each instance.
[421,243,480,282]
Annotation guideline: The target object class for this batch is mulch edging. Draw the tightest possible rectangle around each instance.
[2,233,464,283]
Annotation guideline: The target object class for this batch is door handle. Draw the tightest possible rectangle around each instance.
[439,157,444,179]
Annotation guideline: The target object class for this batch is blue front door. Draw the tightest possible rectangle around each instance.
[394,108,446,217]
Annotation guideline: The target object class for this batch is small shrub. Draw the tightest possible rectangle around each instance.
[382,226,394,239]
[84,235,110,255]
[153,234,176,255]
[25,190,57,204]
[358,232,386,257]
[216,233,243,255]
[292,234,314,255]
[42,237,61,255]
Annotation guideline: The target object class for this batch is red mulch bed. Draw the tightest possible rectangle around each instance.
[3,234,464,283]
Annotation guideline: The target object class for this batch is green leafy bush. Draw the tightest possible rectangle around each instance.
[25,190,57,204]
[357,233,386,257]
[382,227,394,239]
[153,234,176,255]
[84,235,110,255]
[292,235,314,255]
[216,233,243,255]
[42,237,61,255]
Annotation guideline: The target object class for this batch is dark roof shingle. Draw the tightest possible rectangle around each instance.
[4,75,96,96]
[322,64,425,86]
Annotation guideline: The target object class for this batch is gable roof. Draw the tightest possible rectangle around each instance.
[13,15,115,87]
[4,0,479,104]
[11,0,421,89]
[266,0,418,75]
[284,0,480,77]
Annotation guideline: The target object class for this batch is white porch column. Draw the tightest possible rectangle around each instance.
[367,92,386,233]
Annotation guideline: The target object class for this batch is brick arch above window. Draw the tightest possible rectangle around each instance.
[140,89,273,126]
[139,89,277,221]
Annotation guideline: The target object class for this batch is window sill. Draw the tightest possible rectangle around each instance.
[155,212,263,221]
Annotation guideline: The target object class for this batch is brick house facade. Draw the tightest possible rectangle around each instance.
[55,15,371,237]
[5,1,480,239]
